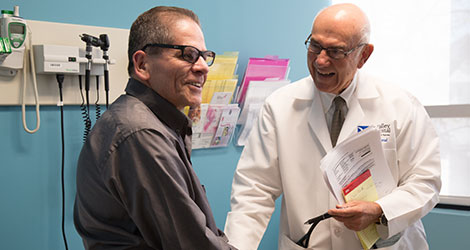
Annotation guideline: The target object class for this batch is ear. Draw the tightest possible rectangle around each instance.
[357,44,374,69]
[132,50,151,81]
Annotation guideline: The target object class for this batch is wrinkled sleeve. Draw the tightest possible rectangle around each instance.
[375,96,441,239]
[103,129,235,250]
[224,102,283,250]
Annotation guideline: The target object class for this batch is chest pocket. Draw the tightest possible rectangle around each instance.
[380,122,399,183]
[358,122,399,183]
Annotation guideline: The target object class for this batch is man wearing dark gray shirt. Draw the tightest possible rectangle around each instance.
[74,6,236,250]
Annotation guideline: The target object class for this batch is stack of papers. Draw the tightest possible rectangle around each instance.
[320,128,395,249]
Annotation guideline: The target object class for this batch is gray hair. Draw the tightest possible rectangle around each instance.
[127,6,200,75]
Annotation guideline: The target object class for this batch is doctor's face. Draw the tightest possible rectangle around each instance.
[307,16,369,95]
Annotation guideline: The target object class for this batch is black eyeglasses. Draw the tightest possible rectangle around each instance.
[296,212,332,248]
[141,43,216,66]
[304,34,366,60]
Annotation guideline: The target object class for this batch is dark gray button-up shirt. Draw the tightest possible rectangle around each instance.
[74,78,235,250]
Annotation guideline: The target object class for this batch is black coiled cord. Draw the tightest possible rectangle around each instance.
[95,75,101,120]
[79,76,91,142]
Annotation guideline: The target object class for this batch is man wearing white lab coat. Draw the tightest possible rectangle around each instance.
[224,3,441,250]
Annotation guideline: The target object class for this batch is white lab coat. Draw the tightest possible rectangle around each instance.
[224,72,441,250]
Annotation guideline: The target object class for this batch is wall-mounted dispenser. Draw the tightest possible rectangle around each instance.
[0,6,26,76]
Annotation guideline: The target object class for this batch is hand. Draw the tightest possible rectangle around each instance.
[328,201,382,231]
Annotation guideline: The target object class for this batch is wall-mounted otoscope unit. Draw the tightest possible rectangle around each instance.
[80,33,111,113]
[33,33,114,140]
[79,33,111,139]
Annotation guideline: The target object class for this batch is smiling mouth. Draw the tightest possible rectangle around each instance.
[188,82,202,88]
[317,70,335,77]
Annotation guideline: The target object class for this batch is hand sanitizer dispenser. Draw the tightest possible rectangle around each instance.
[0,6,27,76]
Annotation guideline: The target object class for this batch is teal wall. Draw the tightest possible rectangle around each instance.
[422,208,470,249]
[1,1,469,250]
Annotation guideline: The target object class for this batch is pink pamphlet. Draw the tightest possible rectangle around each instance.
[236,56,290,106]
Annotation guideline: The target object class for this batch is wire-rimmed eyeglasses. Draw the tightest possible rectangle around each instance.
[296,212,332,248]
[141,43,216,66]
[304,34,367,60]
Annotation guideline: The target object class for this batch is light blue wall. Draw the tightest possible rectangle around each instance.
[422,208,470,249]
[1,1,469,250]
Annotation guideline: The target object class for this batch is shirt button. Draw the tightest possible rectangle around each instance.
[334,228,342,237]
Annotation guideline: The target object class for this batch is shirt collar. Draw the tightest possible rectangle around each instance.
[318,72,358,114]
[125,78,192,137]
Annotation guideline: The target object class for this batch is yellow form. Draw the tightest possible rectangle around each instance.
[342,169,380,250]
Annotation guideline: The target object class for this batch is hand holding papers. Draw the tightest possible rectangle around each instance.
[320,127,395,250]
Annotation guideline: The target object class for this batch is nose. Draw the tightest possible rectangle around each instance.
[192,56,210,75]
[315,49,331,67]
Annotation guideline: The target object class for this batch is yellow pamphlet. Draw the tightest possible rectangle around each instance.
[342,169,380,250]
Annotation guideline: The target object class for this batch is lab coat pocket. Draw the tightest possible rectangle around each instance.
[280,233,313,249]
